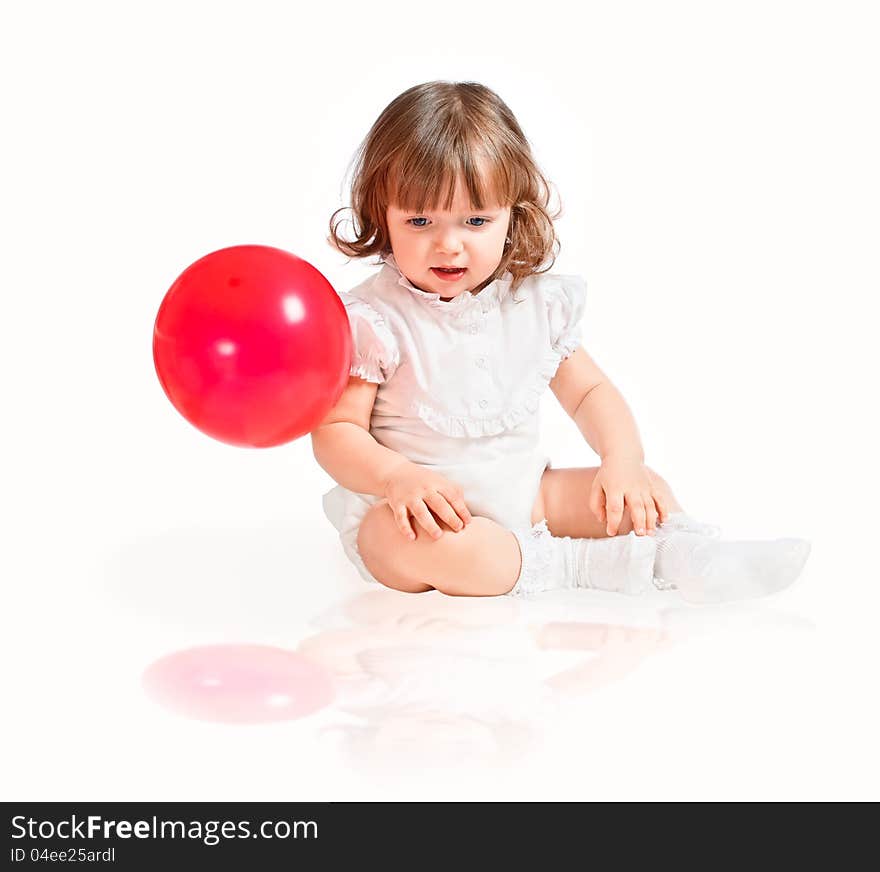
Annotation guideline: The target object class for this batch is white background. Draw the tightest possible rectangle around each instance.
[2,0,878,802]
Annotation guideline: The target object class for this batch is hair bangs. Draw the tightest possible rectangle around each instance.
[387,136,513,214]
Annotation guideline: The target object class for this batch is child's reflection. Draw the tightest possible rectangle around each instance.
[334,595,667,769]
[143,589,675,770]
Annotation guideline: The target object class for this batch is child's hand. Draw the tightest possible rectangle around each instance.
[589,455,668,537]
[382,463,473,541]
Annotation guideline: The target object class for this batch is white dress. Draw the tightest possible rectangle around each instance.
[322,252,587,585]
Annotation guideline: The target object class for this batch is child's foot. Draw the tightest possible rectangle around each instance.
[653,531,811,604]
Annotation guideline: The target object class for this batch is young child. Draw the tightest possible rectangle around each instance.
[313,80,811,603]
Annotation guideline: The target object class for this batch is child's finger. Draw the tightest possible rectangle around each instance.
[645,497,659,532]
[653,495,667,525]
[605,491,624,535]
[627,494,647,535]
[411,501,444,540]
[439,487,472,526]
[394,504,416,540]
[424,492,464,532]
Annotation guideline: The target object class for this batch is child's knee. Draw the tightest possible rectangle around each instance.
[357,502,396,575]
[356,501,385,550]
[357,504,434,593]
[357,507,513,596]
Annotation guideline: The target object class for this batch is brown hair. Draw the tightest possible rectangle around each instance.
[327,81,562,292]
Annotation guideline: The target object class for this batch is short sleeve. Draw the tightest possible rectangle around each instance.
[547,275,587,359]
[340,293,401,384]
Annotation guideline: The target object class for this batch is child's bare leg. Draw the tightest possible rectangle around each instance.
[356,466,687,599]
[540,466,684,539]
[357,502,521,597]
[356,494,660,599]
[354,467,810,603]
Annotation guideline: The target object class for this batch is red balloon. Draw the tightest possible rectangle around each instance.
[153,245,351,447]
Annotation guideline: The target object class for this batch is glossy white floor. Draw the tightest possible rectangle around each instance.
[6,422,878,801]
[3,1,878,801]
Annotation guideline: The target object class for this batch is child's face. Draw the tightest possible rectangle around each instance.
[386,179,511,301]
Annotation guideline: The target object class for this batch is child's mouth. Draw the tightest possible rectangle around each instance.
[431,267,467,281]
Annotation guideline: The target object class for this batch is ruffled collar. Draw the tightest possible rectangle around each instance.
[381,252,519,313]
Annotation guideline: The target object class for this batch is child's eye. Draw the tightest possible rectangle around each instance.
[405,217,491,228]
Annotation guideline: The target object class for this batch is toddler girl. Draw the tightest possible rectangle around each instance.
[313,81,810,603]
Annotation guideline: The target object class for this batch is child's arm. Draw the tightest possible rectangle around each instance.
[312,376,473,538]
[311,376,413,497]
[549,347,645,461]
[551,346,666,535]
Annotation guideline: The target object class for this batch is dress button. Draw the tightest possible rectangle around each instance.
[479,399,488,409]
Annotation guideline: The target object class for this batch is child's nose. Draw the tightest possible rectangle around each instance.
[436,230,463,253]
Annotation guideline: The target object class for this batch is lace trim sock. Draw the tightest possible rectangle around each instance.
[507,521,558,597]
[653,530,811,604]
[659,511,722,539]
[650,511,722,590]
[507,520,659,598]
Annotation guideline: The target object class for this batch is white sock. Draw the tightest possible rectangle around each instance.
[658,511,722,539]
[508,520,658,598]
[653,525,811,604]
